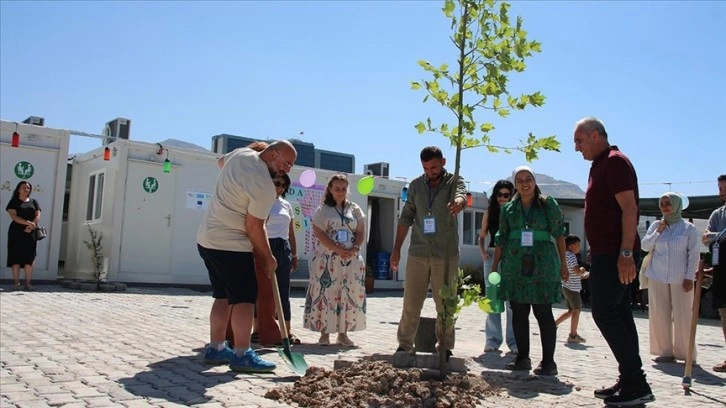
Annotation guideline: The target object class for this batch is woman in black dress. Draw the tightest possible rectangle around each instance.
[6,181,41,291]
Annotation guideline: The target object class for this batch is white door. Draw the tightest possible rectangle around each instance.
[119,162,175,280]
[0,147,57,278]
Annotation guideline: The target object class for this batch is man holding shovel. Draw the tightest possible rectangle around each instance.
[197,141,297,373]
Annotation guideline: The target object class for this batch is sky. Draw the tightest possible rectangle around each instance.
[1,1,724,199]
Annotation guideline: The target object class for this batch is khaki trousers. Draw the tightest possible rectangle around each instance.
[397,255,459,352]
[648,279,696,361]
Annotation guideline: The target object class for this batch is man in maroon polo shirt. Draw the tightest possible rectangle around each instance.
[574,117,655,407]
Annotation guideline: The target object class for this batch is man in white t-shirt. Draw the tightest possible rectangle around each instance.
[197,140,296,373]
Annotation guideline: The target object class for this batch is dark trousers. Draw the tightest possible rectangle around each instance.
[590,254,644,381]
[270,238,293,321]
[510,301,557,364]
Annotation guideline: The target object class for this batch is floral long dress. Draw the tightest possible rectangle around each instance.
[495,195,565,304]
[303,201,367,334]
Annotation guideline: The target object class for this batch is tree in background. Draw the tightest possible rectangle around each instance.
[411,0,561,376]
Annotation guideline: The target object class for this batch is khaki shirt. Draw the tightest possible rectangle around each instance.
[398,170,467,258]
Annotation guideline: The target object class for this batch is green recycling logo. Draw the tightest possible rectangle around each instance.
[142,177,159,193]
[14,161,34,180]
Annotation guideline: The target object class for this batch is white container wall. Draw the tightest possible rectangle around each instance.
[64,141,411,288]
[0,120,70,281]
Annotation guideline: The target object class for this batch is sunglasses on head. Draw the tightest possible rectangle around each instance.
[497,192,511,199]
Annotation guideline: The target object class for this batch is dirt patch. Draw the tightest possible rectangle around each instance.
[265,360,493,407]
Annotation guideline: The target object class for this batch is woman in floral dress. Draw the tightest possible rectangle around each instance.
[304,174,367,346]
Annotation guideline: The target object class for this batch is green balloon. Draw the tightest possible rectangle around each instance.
[357,176,375,195]
[488,271,501,285]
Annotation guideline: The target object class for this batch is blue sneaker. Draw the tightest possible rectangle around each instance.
[204,342,234,365]
[229,348,276,373]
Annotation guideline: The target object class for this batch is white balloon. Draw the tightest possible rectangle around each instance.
[677,192,690,210]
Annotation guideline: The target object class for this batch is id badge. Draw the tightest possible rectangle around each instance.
[423,216,437,235]
[336,229,349,243]
[713,243,720,266]
[521,229,534,247]
[522,253,534,277]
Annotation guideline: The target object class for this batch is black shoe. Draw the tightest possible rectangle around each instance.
[395,346,415,355]
[533,361,558,376]
[505,357,532,371]
[594,377,622,399]
[604,382,654,406]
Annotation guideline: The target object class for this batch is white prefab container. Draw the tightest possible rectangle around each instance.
[285,168,409,289]
[63,142,412,288]
[0,120,70,281]
[63,139,221,285]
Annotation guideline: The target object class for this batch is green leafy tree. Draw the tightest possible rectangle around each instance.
[411,0,560,376]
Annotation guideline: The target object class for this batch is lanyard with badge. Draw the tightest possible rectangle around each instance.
[521,203,535,276]
[334,206,354,244]
[423,182,439,235]
[713,228,725,266]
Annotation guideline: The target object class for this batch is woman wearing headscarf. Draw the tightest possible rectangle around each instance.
[641,192,699,362]
[491,166,568,376]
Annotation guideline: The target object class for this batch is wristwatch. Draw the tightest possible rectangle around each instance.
[620,249,633,258]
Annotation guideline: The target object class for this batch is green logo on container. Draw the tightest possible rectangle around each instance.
[14,161,34,179]
[142,177,159,193]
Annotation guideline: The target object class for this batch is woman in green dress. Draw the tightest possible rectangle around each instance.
[492,166,569,376]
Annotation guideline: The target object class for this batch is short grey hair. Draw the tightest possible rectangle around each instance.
[575,117,608,139]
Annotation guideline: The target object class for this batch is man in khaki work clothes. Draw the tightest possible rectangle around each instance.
[390,146,468,358]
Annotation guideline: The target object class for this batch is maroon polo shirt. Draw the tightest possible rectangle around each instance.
[584,146,641,255]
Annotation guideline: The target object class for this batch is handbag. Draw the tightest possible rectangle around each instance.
[639,251,652,290]
[35,226,48,241]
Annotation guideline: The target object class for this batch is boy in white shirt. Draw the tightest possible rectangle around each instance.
[555,234,589,343]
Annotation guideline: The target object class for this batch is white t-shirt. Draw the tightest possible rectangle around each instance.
[266,197,293,240]
[196,148,276,252]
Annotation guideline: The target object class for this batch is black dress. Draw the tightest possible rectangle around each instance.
[6,198,40,267]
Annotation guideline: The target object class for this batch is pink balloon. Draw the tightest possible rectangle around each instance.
[299,169,316,187]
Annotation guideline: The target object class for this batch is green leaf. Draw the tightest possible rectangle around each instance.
[411,81,421,90]
[479,122,495,132]
[415,122,426,134]
[443,0,455,17]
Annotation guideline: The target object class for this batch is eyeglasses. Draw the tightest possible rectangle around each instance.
[276,149,294,169]
[497,192,511,199]
[274,181,287,188]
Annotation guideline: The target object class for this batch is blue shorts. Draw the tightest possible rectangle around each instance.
[197,244,256,305]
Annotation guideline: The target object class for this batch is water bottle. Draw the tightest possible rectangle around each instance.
[487,283,505,313]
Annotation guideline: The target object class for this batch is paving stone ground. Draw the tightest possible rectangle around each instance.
[1,284,725,407]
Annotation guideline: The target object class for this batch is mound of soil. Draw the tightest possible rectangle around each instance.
[265,360,493,407]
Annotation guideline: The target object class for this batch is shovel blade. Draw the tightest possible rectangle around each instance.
[277,338,308,375]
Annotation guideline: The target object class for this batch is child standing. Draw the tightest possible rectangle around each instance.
[555,234,588,343]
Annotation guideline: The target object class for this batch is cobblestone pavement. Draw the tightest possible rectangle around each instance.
[1,284,724,408]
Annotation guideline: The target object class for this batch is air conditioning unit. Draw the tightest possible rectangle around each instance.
[103,117,131,145]
[363,162,389,177]
[22,116,45,126]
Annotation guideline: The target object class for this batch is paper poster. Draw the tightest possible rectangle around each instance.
[186,191,212,210]
[286,183,325,256]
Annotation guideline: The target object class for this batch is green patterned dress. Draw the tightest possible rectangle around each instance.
[494,195,565,304]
